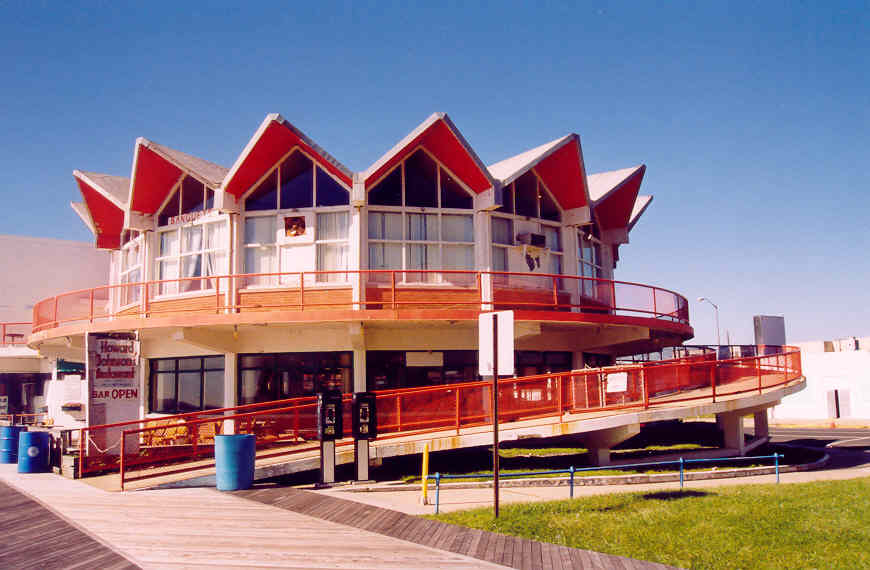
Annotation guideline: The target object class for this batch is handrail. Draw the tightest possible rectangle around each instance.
[1,322,32,346]
[431,453,783,513]
[30,269,691,334]
[84,346,802,487]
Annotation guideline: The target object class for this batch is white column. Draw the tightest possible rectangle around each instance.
[754,410,770,439]
[718,412,746,455]
[476,210,493,310]
[223,353,237,434]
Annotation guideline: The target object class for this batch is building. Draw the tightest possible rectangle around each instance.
[27,112,694,428]
[770,336,869,423]
[0,235,109,423]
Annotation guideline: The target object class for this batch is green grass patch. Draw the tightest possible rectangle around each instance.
[428,477,870,569]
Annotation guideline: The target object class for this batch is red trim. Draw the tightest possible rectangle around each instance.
[595,166,645,230]
[533,138,588,210]
[129,145,183,214]
[75,177,124,249]
[224,120,352,199]
[365,118,491,193]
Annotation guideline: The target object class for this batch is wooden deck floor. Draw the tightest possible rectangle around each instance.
[235,484,672,570]
[0,480,139,569]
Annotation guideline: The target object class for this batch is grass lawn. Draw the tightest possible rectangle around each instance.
[429,477,870,569]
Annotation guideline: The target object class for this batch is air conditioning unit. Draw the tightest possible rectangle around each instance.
[517,233,546,247]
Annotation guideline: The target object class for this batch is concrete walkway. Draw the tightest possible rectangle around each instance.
[319,447,870,515]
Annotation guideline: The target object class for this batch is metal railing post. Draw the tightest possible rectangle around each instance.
[391,271,397,310]
[756,357,762,393]
[78,428,85,479]
[711,362,718,403]
[775,453,780,483]
[679,457,684,490]
[569,465,575,498]
[120,433,126,491]
[435,472,441,514]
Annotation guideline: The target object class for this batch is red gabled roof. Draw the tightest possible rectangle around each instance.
[73,171,129,250]
[129,139,228,215]
[487,135,590,210]
[363,113,494,193]
[223,114,352,199]
[588,165,646,230]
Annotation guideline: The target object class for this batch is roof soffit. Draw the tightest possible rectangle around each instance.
[222,114,353,199]
[74,175,125,249]
[363,113,494,193]
[590,165,647,230]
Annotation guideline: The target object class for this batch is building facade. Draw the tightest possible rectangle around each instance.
[28,113,693,424]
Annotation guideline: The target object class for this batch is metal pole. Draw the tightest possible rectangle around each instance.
[569,465,575,499]
[492,314,500,518]
[435,472,441,514]
[775,453,780,483]
[679,457,684,490]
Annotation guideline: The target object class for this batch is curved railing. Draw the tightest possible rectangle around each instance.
[1,322,32,345]
[72,345,802,488]
[31,269,690,334]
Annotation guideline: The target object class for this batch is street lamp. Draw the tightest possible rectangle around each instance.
[697,297,721,347]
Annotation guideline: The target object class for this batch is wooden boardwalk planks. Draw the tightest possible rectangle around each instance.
[235,485,673,570]
[0,480,139,570]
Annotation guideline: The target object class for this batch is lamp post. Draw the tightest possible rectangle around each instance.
[697,297,721,347]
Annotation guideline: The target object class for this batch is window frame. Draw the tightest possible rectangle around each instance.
[153,216,230,297]
[149,355,225,414]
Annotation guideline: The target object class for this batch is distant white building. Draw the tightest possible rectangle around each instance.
[0,235,109,425]
[770,336,869,423]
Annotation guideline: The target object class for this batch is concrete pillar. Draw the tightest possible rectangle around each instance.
[718,412,746,455]
[223,353,237,434]
[753,410,769,439]
[583,424,640,467]
[351,326,370,480]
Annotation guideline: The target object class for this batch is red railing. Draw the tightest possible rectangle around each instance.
[1,322,32,346]
[31,270,690,334]
[93,346,801,489]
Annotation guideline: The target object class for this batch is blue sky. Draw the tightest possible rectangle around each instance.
[0,1,867,344]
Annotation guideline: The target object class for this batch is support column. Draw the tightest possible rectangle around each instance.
[350,324,371,481]
[223,352,237,434]
[583,424,640,467]
[753,409,769,439]
[718,412,746,455]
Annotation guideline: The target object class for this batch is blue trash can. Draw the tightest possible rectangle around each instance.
[1,426,27,463]
[215,434,255,491]
[18,431,51,473]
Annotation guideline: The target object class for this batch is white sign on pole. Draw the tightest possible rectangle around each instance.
[605,372,628,393]
[478,311,515,376]
[86,333,141,455]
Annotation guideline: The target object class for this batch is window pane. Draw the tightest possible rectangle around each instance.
[180,176,206,214]
[152,372,176,412]
[158,190,180,226]
[369,243,402,269]
[368,212,383,239]
[204,221,227,250]
[204,356,224,369]
[280,152,313,209]
[153,359,176,371]
[443,245,473,270]
[240,355,272,368]
[240,369,273,404]
[203,370,224,409]
[404,150,437,207]
[315,167,349,206]
[540,185,560,221]
[515,171,538,217]
[549,254,562,275]
[496,183,515,214]
[492,247,507,271]
[178,357,201,371]
[442,214,473,242]
[159,260,179,295]
[407,213,437,241]
[317,212,348,241]
[491,218,513,245]
[160,231,179,256]
[317,244,348,281]
[407,244,439,270]
[543,226,561,251]
[368,167,402,206]
[440,168,472,209]
[244,216,276,244]
[205,188,215,210]
[203,251,226,279]
[244,247,276,276]
[178,372,201,412]
[245,170,278,211]
[181,225,203,253]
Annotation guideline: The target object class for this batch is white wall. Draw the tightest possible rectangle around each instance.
[771,339,870,421]
[0,235,111,322]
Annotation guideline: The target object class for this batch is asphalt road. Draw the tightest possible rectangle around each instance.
[750,427,870,471]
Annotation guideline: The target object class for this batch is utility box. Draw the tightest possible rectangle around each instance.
[316,390,343,441]
[753,315,786,354]
[352,392,377,440]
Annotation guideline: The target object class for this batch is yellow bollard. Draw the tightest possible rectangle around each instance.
[420,442,430,505]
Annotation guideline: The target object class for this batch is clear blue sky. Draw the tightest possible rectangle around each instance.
[1,1,867,344]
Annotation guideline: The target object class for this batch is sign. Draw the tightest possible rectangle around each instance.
[167,208,215,226]
[478,311,515,377]
[86,333,140,455]
[605,372,628,393]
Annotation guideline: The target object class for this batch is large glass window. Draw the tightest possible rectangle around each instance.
[155,219,228,295]
[238,352,352,404]
[367,148,475,281]
[149,356,224,413]
[578,231,604,297]
[119,230,143,306]
[241,149,351,285]
[157,176,215,226]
